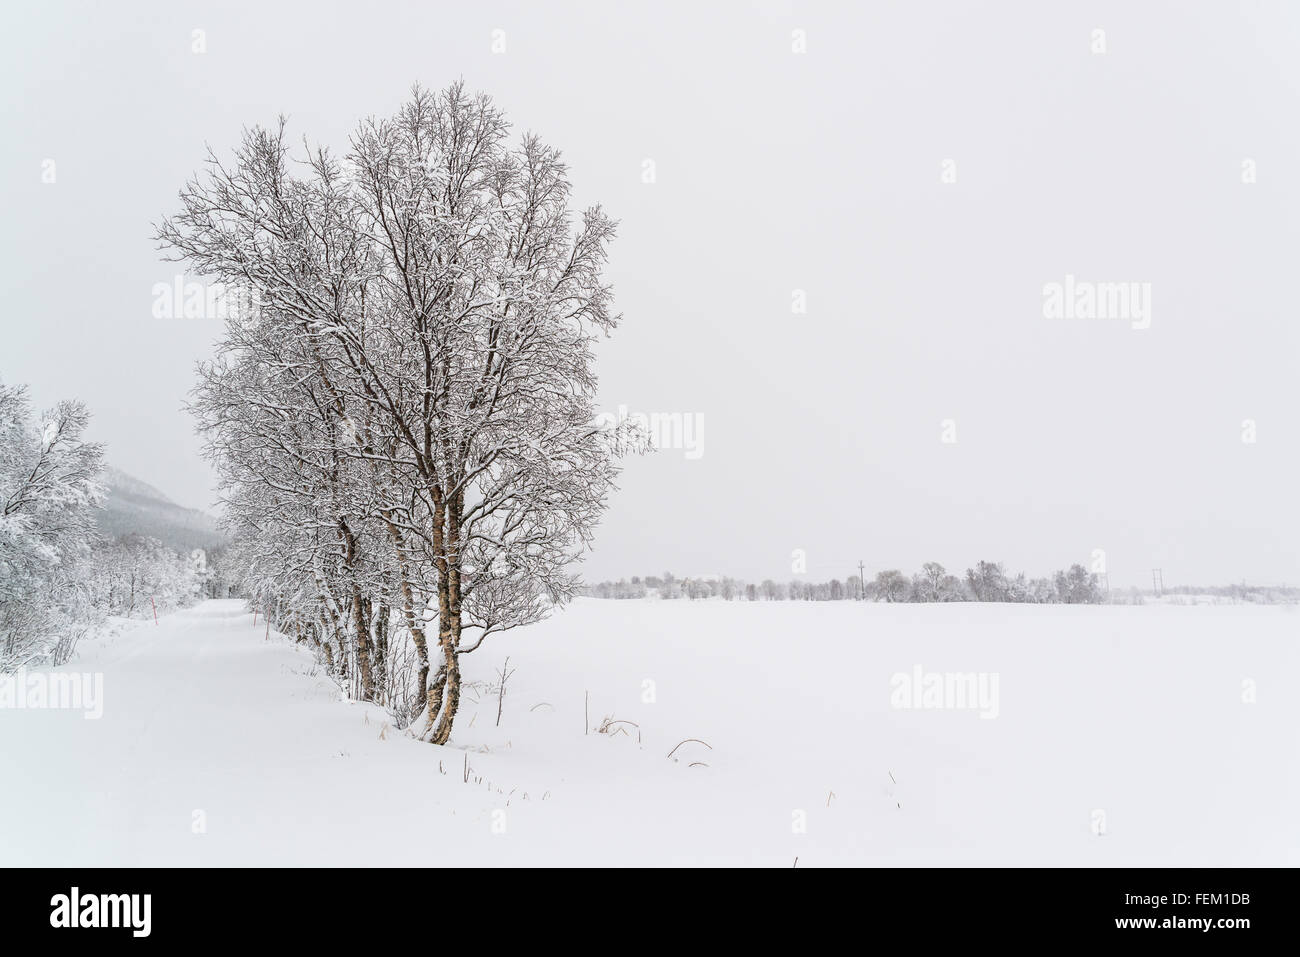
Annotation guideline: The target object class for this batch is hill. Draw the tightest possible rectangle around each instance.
[96,467,225,552]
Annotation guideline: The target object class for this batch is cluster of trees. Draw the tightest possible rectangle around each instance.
[1161,583,1298,605]
[160,83,634,743]
[582,561,1107,604]
[0,380,106,669]
[1,379,219,670]
[82,535,212,618]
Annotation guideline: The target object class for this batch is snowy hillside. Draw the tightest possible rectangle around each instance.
[1,598,1293,866]
[96,467,224,551]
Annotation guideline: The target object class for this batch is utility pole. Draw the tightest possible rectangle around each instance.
[1151,568,1163,598]
[858,561,866,601]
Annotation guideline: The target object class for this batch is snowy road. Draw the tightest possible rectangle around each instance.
[1,598,1296,866]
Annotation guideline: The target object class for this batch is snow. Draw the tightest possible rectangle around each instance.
[1,598,1295,866]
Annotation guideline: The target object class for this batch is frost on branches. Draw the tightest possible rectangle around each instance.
[85,535,212,619]
[0,380,105,669]
[160,83,643,745]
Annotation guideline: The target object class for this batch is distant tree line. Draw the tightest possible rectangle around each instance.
[580,561,1108,604]
[1160,583,1299,604]
[582,566,1300,605]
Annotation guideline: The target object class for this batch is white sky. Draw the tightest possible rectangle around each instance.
[3,1,1298,587]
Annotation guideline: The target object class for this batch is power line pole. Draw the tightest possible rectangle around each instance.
[858,561,866,601]
[1151,568,1163,598]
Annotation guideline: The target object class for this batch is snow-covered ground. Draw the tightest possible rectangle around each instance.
[1,598,1295,866]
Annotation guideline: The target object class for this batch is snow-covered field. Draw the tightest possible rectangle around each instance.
[1,598,1295,866]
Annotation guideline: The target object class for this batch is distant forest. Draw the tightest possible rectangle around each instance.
[579,562,1300,605]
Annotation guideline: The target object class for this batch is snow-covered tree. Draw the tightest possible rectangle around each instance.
[0,380,105,668]
[162,83,640,743]
[910,561,948,602]
[965,561,1010,602]
[1054,564,1103,604]
[85,535,206,617]
[874,569,910,603]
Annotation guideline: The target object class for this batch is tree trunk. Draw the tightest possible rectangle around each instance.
[373,598,389,704]
[383,515,429,715]
[340,521,375,701]
[350,589,374,700]
[424,639,461,745]
[420,490,464,745]
[320,628,335,673]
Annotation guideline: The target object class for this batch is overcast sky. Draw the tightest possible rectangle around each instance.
[3,1,1298,587]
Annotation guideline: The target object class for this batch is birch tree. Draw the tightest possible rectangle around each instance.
[163,82,639,743]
